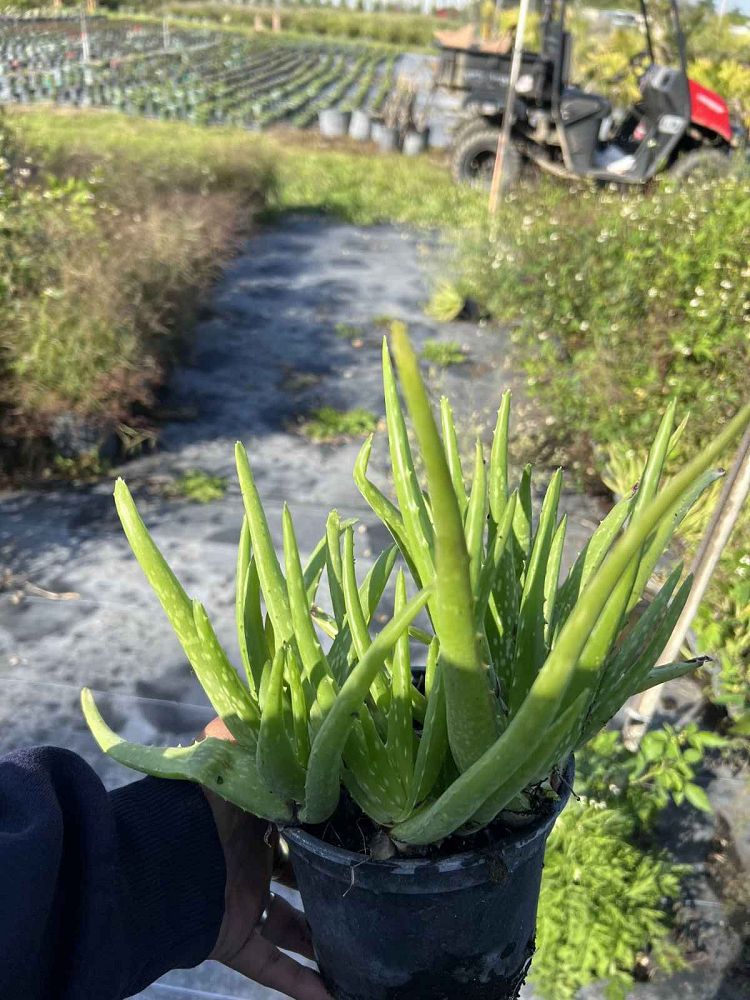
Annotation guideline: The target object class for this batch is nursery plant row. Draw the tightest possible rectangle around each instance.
[0,17,399,129]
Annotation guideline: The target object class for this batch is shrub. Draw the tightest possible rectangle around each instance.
[1,111,275,475]
[457,177,750,718]
[534,797,685,1000]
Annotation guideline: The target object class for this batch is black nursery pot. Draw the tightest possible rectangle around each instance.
[283,758,574,1000]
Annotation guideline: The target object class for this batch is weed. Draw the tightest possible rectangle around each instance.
[421,339,468,368]
[425,282,465,322]
[165,469,228,503]
[296,406,378,442]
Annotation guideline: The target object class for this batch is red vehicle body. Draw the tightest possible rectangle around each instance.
[688,79,732,143]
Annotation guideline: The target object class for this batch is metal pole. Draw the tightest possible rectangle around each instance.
[488,0,530,215]
[628,426,750,744]
[163,15,170,51]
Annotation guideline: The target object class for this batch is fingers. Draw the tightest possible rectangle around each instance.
[228,932,332,1000]
[261,893,316,961]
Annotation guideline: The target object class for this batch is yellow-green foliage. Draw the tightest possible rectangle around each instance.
[1,111,274,465]
[534,798,685,999]
[458,174,750,721]
[150,3,459,48]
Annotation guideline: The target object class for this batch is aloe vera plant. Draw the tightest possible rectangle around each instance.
[82,325,750,847]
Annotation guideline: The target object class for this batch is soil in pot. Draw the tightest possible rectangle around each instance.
[283,759,574,1000]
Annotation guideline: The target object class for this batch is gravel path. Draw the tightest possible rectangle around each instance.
[0,216,608,1000]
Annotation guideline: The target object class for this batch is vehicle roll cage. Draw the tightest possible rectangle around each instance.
[539,0,688,75]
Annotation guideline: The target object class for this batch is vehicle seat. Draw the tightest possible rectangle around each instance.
[560,87,611,125]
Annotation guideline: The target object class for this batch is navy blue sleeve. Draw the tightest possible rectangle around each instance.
[0,747,226,1000]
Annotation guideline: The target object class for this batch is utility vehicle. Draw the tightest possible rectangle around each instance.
[438,0,742,188]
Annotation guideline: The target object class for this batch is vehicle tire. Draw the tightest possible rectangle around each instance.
[449,110,486,145]
[670,148,733,183]
[451,127,522,189]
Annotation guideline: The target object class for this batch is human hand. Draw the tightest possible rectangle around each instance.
[201,718,331,1000]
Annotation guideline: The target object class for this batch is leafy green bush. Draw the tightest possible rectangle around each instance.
[534,719,727,998]
[534,797,686,1000]
[2,110,275,474]
[458,177,750,718]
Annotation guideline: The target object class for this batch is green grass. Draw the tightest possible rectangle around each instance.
[296,406,378,442]
[421,339,468,367]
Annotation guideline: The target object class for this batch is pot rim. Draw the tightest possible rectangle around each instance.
[281,756,574,890]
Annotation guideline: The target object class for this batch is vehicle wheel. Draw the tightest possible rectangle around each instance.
[449,111,486,145]
[670,148,733,183]
[451,127,522,189]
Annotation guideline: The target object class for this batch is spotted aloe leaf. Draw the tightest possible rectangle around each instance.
[81,689,291,821]
[301,582,432,824]
[390,323,498,773]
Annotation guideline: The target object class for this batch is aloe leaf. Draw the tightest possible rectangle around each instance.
[285,646,311,766]
[511,464,533,570]
[235,518,256,694]
[351,706,406,810]
[440,397,468,516]
[353,435,419,580]
[476,492,517,627]
[325,510,347,628]
[544,513,567,646]
[464,440,487,593]
[586,572,693,729]
[488,391,511,524]
[82,689,291,820]
[635,656,711,693]
[553,492,633,637]
[631,401,677,518]
[192,601,260,744]
[387,399,750,842]
[509,469,562,713]
[235,443,293,643]
[236,519,266,695]
[257,646,306,801]
[387,571,415,786]
[113,479,205,671]
[424,632,439,699]
[467,691,588,830]
[360,544,399,619]
[390,324,498,772]
[282,504,327,687]
[301,583,432,823]
[342,527,390,715]
[605,565,683,683]
[342,526,372,660]
[303,531,330,606]
[410,645,448,808]
[309,674,337,739]
[382,336,435,581]
[342,767,399,827]
[625,469,723,615]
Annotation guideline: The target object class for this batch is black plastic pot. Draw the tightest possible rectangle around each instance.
[283,757,574,1000]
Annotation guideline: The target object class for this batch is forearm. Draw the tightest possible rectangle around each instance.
[0,747,226,1000]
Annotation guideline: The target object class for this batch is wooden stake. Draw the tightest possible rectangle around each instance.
[488,0,530,216]
[626,426,750,746]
